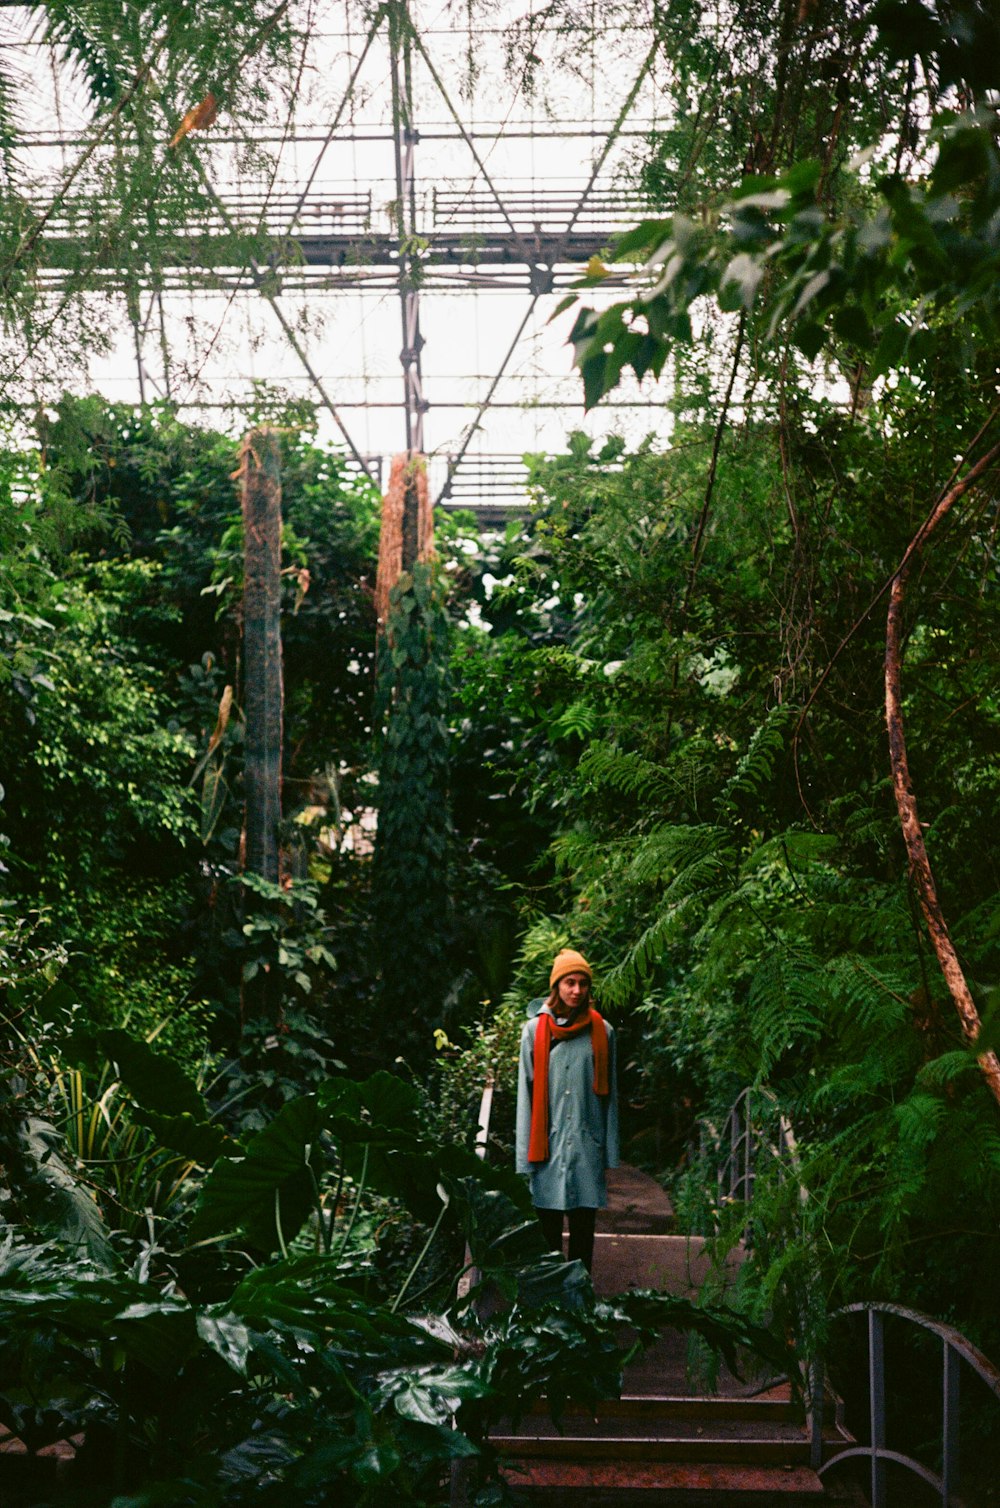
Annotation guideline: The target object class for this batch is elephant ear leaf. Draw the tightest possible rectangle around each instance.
[319,1071,428,1211]
[319,1070,420,1142]
[191,1095,323,1252]
[15,1116,116,1268]
[355,1070,421,1131]
[135,1110,237,1166]
[97,1028,206,1120]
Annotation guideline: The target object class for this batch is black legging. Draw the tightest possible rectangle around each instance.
[536,1206,597,1271]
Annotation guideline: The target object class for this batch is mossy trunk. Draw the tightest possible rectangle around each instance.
[240,427,284,1026]
[241,426,284,884]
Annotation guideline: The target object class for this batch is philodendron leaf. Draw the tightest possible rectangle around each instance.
[191,1094,324,1251]
[229,1255,457,1365]
[616,1289,794,1382]
[320,1071,429,1205]
[97,1028,206,1120]
[196,1310,252,1374]
[135,1110,237,1166]
[319,1070,421,1139]
[383,1364,490,1425]
[112,1298,199,1377]
[15,1116,115,1268]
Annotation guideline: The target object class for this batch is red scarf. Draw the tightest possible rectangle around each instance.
[528,1007,609,1164]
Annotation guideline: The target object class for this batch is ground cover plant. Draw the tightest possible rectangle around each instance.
[0,920,788,1507]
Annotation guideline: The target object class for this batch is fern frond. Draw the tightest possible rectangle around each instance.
[747,946,827,1076]
[894,1091,946,1158]
[37,0,124,103]
[577,741,673,803]
[550,827,624,880]
[600,906,685,1006]
[718,706,796,813]
[817,1039,916,1105]
[742,829,839,876]
[629,822,734,888]
[975,1124,1000,1176]
[0,17,24,187]
[916,1050,977,1090]
[826,954,913,1035]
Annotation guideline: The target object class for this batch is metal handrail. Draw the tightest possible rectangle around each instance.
[455,1070,495,1304]
[704,1086,807,1241]
[451,1072,497,1508]
[814,1301,1000,1506]
[704,1089,1000,1504]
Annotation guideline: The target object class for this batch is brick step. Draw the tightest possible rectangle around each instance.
[499,1459,828,1504]
[512,1387,802,1423]
[492,1433,835,1466]
[520,1390,803,1426]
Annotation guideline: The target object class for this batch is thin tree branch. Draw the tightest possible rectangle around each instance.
[884,436,1000,1107]
[681,314,746,618]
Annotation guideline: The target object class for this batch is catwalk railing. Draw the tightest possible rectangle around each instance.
[30,179,646,284]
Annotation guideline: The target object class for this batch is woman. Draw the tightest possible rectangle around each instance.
[515,948,619,1271]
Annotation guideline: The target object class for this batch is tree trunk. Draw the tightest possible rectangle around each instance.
[241,426,284,884]
[884,438,1000,1108]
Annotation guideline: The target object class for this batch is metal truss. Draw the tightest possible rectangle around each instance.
[24,0,667,517]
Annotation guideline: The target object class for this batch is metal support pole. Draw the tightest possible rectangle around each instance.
[390,1,426,457]
[808,1357,824,1472]
[942,1340,960,1505]
[869,1308,887,1508]
[743,1094,753,1203]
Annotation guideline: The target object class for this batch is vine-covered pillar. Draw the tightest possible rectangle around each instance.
[372,454,451,1049]
[375,450,433,622]
[241,426,284,884]
[239,427,285,1028]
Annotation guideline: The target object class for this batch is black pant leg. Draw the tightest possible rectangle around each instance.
[566,1207,596,1271]
[536,1207,564,1255]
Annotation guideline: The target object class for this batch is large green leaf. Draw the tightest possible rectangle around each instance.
[617,1290,794,1382]
[112,1298,200,1377]
[196,1310,252,1374]
[229,1256,455,1360]
[14,1116,115,1267]
[72,1027,207,1120]
[135,1109,237,1166]
[190,1094,323,1250]
[319,1070,421,1142]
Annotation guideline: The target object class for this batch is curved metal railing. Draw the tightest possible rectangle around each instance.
[814,1301,1000,1506]
[703,1088,1000,1503]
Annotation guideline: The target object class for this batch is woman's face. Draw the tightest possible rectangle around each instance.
[557,972,590,1015]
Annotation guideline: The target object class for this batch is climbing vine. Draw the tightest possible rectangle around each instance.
[372,562,453,1050]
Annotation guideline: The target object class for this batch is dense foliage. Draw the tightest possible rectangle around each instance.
[4,0,1000,1503]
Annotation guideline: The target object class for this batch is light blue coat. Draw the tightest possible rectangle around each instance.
[515,999,619,1210]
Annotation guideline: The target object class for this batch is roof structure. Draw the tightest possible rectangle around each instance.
[8,0,675,514]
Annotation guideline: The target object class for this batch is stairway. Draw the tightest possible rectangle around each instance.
[490,1170,862,1505]
[492,1381,854,1504]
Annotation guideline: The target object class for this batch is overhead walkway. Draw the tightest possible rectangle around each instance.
[31,181,643,295]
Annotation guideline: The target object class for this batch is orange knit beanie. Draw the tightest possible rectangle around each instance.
[549,949,593,988]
